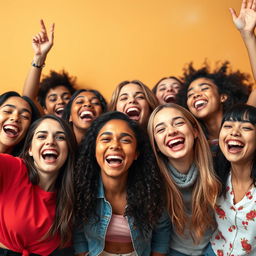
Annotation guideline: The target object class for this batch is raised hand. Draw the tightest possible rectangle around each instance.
[32,19,54,57]
[229,0,256,34]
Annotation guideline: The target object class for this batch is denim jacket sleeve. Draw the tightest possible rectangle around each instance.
[151,211,171,254]
[73,226,89,254]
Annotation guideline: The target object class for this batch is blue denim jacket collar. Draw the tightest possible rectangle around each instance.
[97,177,105,199]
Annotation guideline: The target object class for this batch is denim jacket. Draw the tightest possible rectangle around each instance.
[73,179,171,256]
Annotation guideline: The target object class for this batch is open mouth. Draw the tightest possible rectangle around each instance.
[55,107,64,117]
[126,107,141,121]
[164,95,175,103]
[79,110,94,121]
[105,155,124,167]
[42,149,59,163]
[226,140,244,153]
[194,100,208,111]
[167,138,185,150]
[3,125,19,138]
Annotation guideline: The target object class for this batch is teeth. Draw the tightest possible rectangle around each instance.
[194,100,207,109]
[80,111,93,118]
[227,141,244,147]
[126,107,140,114]
[167,138,184,147]
[4,125,18,133]
[164,95,175,102]
[106,155,124,161]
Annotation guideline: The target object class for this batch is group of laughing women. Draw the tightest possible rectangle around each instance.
[0,0,256,255]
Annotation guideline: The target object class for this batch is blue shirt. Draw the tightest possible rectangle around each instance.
[73,178,171,256]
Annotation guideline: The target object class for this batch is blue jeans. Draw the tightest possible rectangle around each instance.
[203,243,216,256]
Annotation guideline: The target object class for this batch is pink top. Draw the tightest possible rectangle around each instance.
[105,214,132,243]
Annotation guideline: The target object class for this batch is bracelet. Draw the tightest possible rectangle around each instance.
[31,62,45,69]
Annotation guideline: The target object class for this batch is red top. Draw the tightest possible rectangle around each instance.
[0,154,60,256]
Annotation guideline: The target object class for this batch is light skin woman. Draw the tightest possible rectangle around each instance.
[204,105,256,255]
[73,112,170,256]
[108,80,158,129]
[62,89,107,144]
[148,103,220,255]
[152,76,182,105]
[0,91,40,155]
[0,115,76,255]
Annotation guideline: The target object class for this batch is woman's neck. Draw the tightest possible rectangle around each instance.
[0,143,13,154]
[168,157,193,174]
[73,125,87,144]
[231,162,253,184]
[203,111,223,140]
[38,172,59,191]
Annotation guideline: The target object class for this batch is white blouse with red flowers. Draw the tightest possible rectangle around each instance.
[211,173,256,256]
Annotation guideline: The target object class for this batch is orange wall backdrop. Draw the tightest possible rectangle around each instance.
[0,0,252,101]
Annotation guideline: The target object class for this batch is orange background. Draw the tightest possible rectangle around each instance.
[0,0,253,101]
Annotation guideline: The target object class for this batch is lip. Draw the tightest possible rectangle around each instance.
[193,99,208,111]
[125,106,141,121]
[55,107,65,117]
[225,139,244,154]
[166,136,185,152]
[78,109,95,122]
[105,153,124,168]
[164,94,175,103]
[41,148,59,164]
[3,124,20,138]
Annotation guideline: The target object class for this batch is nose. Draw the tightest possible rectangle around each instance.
[83,101,92,108]
[230,127,240,137]
[167,86,174,92]
[56,97,65,105]
[193,92,201,99]
[167,125,178,137]
[45,135,56,145]
[109,139,121,150]
[128,96,137,104]
[9,111,20,123]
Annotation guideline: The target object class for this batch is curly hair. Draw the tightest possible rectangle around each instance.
[38,70,76,108]
[215,104,256,195]
[74,111,166,234]
[62,89,107,123]
[20,115,77,247]
[177,61,251,112]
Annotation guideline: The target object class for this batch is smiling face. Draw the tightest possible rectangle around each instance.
[96,119,138,180]
[219,121,256,166]
[153,107,197,166]
[0,96,32,153]
[29,118,68,176]
[156,78,181,104]
[44,85,72,117]
[116,83,150,127]
[70,91,103,132]
[186,78,227,120]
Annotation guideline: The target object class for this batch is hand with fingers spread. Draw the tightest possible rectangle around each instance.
[229,0,256,35]
[32,19,54,57]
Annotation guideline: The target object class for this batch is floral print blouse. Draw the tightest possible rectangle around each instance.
[211,173,256,256]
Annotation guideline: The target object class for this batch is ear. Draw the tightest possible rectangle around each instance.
[69,115,72,122]
[220,94,228,103]
[28,147,33,156]
[193,127,199,139]
[43,107,49,115]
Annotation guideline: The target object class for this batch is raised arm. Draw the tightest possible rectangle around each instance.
[230,0,256,106]
[22,20,54,101]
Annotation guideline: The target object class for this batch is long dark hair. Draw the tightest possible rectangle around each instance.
[74,111,165,233]
[215,104,256,195]
[20,115,77,247]
[0,91,41,155]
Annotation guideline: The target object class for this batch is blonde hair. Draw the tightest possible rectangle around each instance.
[108,80,158,112]
[147,103,220,242]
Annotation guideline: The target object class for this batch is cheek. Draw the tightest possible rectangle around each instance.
[115,101,123,111]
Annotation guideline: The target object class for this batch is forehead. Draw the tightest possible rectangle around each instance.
[154,107,185,124]
[74,91,98,100]
[119,83,143,94]
[34,118,64,133]
[2,96,31,112]
[47,85,71,96]
[188,77,218,90]
[98,119,135,136]
[158,78,180,87]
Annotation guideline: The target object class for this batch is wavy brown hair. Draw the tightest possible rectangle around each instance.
[147,103,221,243]
[20,115,77,247]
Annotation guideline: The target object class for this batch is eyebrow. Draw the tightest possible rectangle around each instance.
[35,130,65,135]
[75,95,99,101]
[2,104,31,114]
[119,91,144,97]
[48,92,70,98]
[187,82,212,93]
[99,131,134,139]
[154,116,185,129]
